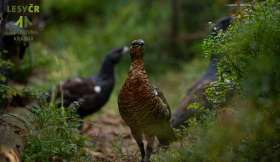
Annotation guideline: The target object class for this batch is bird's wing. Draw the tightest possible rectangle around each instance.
[53,77,101,104]
[171,77,218,128]
[181,77,217,111]
[152,88,177,145]
[153,87,171,119]
[61,77,96,94]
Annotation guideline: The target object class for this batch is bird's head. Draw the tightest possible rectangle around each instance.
[130,39,145,60]
[106,47,128,64]
[212,16,232,36]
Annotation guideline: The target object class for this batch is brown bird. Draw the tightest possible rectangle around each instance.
[118,39,177,162]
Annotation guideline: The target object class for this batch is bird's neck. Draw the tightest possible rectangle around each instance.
[98,60,114,78]
[203,56,218,77]
[129,58,147,75]
[128,58,152,88]
[126,58,152,93]
[100,59,114,74]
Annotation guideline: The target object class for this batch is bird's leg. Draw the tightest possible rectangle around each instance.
[132,132,145,161]
[143,134,155,162]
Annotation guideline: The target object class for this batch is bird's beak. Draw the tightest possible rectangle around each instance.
[139,41,145,45]
[122,46,129,54]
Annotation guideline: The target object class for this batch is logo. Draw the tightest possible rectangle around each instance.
[14,16,32,28]
[7,4,40,41]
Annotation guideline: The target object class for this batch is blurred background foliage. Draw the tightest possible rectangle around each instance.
[31,0,235,77]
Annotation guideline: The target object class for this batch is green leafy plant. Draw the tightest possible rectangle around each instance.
[0,56,14,83]
[182,0,280,161]
[20,88,92,161]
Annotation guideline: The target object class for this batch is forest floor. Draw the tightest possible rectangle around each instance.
[82,113,138,161]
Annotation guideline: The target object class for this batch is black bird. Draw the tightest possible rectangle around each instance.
[172,17,232,129]
[49,47,128,118]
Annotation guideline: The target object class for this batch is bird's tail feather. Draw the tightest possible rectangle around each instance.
[156,123,177,145]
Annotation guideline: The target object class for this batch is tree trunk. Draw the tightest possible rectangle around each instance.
[0,108,30,162]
